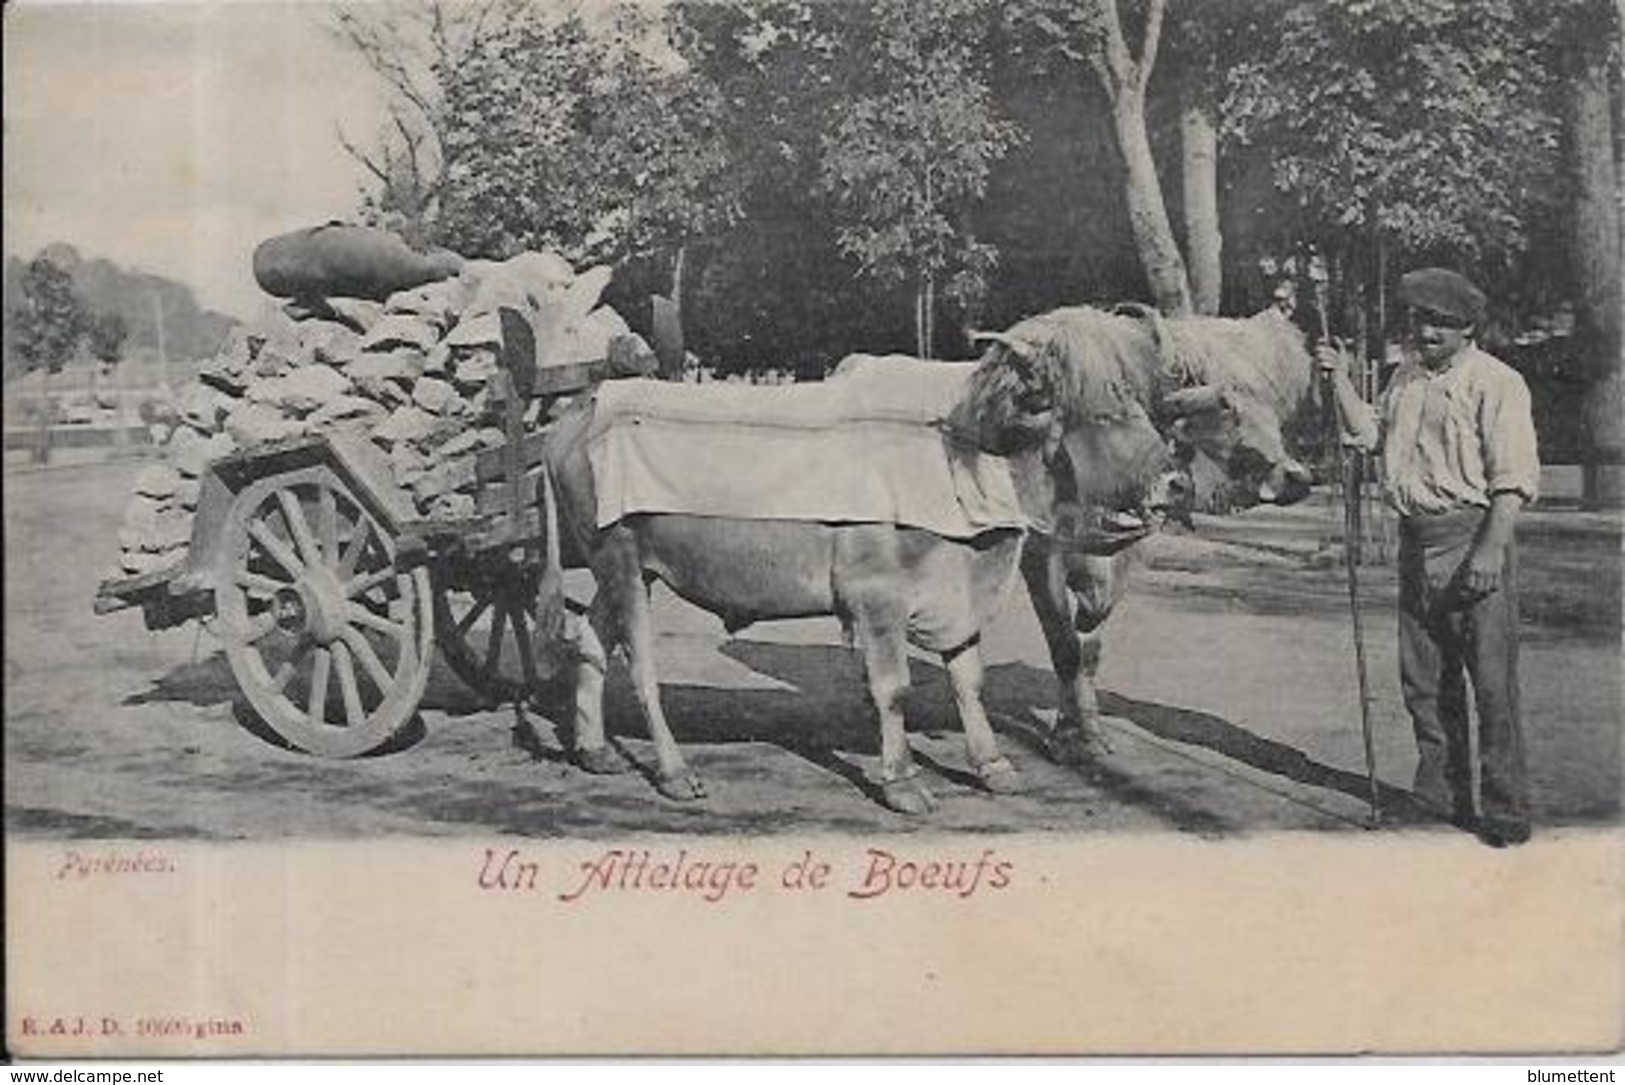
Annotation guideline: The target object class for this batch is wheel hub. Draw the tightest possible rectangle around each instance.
[271,589,308,635]
[280,567,351,645]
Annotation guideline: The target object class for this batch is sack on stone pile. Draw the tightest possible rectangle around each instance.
[253,222,464,302]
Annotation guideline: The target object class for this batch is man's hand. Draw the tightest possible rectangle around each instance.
[1457,545,1504,602]
[1315,344,1351,383]
[1317,343,1380,450]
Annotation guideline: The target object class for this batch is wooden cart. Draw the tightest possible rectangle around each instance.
[93,308,614,758]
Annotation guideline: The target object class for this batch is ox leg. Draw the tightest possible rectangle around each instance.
[943,642,1022,794]
[619,580,705,802]
[859,628,934,815]
[570,598,625,776]
[588,529,703,800]
[1020,540,1113,766]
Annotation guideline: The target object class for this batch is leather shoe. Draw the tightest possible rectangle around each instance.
[1477,816,1532,848]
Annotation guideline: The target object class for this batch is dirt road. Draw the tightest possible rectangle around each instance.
[5,456,1620,840]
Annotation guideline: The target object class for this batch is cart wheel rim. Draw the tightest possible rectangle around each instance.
[216,466,433,757]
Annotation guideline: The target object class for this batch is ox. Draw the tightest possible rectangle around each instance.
[949,304,1319,763]
[533,354,1204,813]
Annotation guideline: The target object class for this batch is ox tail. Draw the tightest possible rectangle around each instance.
[534,463,568,677]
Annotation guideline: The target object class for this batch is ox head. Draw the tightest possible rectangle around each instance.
[954,331,1189,550]
[949,331,1057,457]
[954,307,1316,542]
[1158,383,1314,511]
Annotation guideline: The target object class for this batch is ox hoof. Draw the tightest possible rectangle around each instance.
[657,771,707,802]
[879,774,936,815]
[974,756,1024,795]
[1049,724,1110,767]
[575,745,628,776]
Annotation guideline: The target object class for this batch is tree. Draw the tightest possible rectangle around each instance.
[85,310,129,414]
[435,5,740,286]
[1161,0,1272,315]
[816,0,1019,357]
[328,0,527,245]
[1020,0,1193,315]
[1223,0,1561,345]
[8,255,87,461]
[1550,0,1622,504]
[87,310,128,368]
[581,7,743,313]
[667,0,891,368]
[9,256,86,380]
[1178,84,1221,315]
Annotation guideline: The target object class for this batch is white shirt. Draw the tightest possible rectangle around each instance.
[1345,344,1540,517]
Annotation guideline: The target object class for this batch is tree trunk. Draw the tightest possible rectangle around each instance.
[915,280,928,360]
[1113,87,1193,317]
[1181,99,1222,315]
[34,368,53,465]
[672,244,687,324]
[1570,49,1623,508]
[924,272,936,359]
[1084,0,1191,317]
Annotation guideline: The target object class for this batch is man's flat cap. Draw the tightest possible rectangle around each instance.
[1398,267,1486,324]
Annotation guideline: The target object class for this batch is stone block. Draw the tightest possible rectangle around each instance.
[133,463,183,499]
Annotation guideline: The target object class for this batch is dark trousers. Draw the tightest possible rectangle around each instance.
[1397,508,1529,823]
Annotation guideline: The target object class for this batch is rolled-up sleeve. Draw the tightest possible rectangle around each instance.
[1480,368,1540,502]
[1341,396,1381,452]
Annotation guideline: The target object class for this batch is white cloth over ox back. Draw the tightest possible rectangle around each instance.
[586,355,1025,539]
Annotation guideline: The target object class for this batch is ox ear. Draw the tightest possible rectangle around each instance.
[970,330,1038,363]
[1161,384,1226,418]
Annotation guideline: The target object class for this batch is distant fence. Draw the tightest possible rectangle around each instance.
[3,425,152,452]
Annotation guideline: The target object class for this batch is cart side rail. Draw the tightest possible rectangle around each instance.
[94,431,414,629]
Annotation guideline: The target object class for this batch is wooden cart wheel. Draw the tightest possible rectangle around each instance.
[432,554,545,705]
[215,466,433,757]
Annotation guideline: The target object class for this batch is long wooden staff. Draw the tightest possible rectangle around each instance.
[1310,254,1382,826]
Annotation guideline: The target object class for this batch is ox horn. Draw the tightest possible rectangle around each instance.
[970,330,1038,362]
[1161,384,1225,417]
[1113,301,1172,359]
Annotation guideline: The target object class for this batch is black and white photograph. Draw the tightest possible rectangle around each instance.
[4,0,1621,1059]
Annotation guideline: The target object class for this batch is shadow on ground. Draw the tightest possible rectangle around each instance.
[110,631,1615,834]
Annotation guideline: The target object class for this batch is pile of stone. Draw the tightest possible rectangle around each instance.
[113,248,647,576]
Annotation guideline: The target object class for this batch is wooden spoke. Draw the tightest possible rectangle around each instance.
[480,606,509,686]
[221,469,432,759]
[307,647,332,724]
[433,565,540,704]
[333,641,365,729]
[347,602,407,642]
[343,628,395,693]
[248,519,305,579]
[345,567,396,600]
[338,516,376,579]
[317,486,340,566]
[270,658,300,693]
[510,605,540,687]
[244,610,279,643]
[454,596,493,638]
[277,489,323,568]
[237,571,290,597]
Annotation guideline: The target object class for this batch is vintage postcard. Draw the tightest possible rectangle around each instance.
[5,0,1621,1059]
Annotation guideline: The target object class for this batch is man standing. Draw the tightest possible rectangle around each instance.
[1319,268,1540,848]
